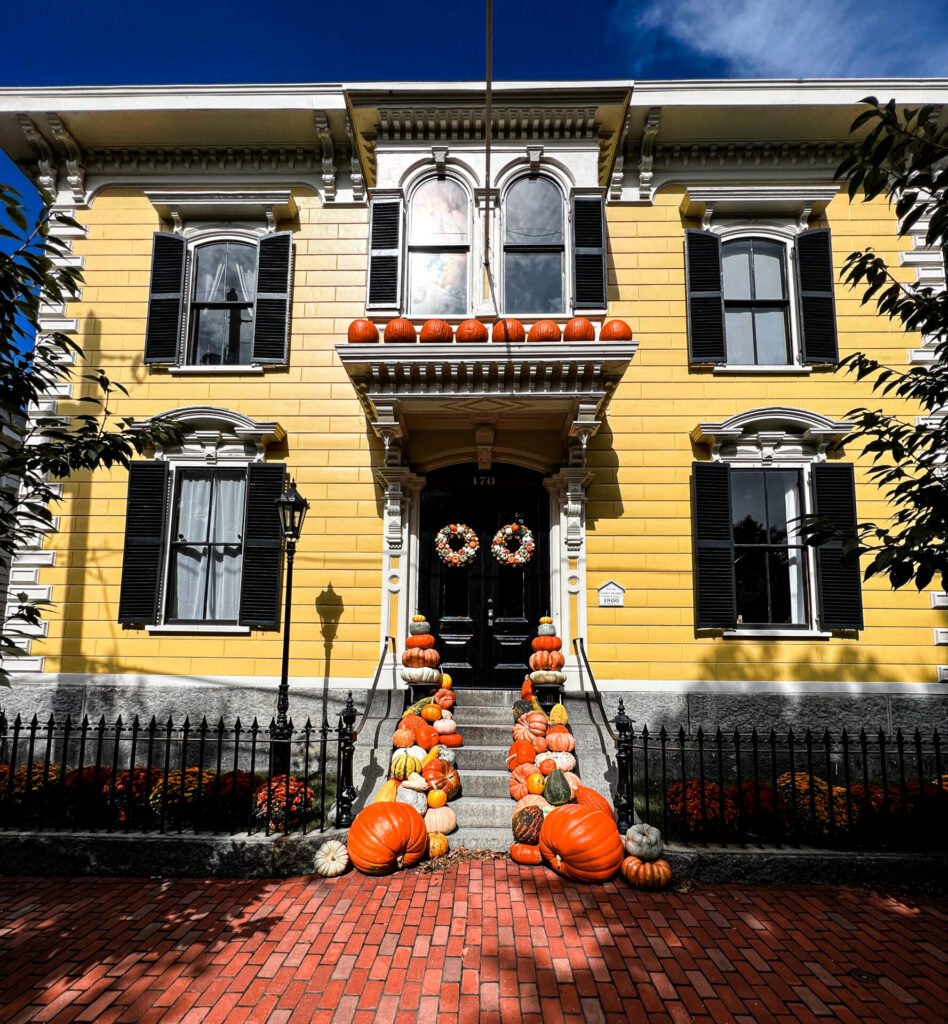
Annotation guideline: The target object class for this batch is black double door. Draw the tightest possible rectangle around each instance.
[418,463,550,688]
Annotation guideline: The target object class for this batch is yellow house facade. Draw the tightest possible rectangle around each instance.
[1,79,946,732]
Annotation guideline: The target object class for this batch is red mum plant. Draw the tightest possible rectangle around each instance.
[104,767,164,820]
[252,775,315,828]
[724,782,787,824]
[665,780,738,832]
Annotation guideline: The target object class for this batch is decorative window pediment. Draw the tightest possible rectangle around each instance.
[691,406,853,462]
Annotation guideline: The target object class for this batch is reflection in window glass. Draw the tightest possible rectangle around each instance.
[731,468,807,625]
[188,241,256,366]
[408,179,470,316]
[503,176,565,314]
[722,238,790,365]
[408,251,468,316]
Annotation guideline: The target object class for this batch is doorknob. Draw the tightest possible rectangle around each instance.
[487,597,494,627]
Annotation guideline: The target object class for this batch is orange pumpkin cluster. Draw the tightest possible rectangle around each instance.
[350,614,466,875]
[346,317,633,345]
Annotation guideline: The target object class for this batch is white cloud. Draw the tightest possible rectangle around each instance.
[616,0,948,78]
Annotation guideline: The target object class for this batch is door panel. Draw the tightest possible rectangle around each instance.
[418,463,550,687]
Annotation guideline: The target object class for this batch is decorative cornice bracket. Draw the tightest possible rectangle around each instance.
[46,115,85,204]
[314,111,336,202]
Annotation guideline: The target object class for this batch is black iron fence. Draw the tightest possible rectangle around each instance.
[0,698,359,837]
[612,700,947,850]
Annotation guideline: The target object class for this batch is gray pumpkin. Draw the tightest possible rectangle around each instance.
[395,786,428,815]
[409,620,431,635]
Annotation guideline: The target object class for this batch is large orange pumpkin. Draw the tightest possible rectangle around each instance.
[531,635,562,652]
[513,711,547,741]
[347,318,379,343]
[563,317,595,341]
[529,650,565,672]
[600,319,633,342]
[420,319,453,343]
[509,763,540,801]
[506,740,538,770]
[422,758,461,800]
[405,634,436,649]
[527,319,561,342]
[620,855,672,890]
[347,803,428,875]
[492,318,525,343]
[574,785,616,820]
[456,319,488,343]
[402,648,440,669]
[509,842,543,865]
[384,317,417,343]
[545,730,575,753]
[539,805,624,883]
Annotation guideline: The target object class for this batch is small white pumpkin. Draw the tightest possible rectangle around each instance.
[401,771,429,792]
[433,718,456,735]
[440,710,454,721]
[424,804,457,834]
[313,839,349,878]
[537,624,557,637]
[438,746,457,765]
[395,786,428,815]
[625,822,664,862]
[409,620,431,635]
[400,666,442,684]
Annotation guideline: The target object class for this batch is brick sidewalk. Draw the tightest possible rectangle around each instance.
[0,863,944,1024]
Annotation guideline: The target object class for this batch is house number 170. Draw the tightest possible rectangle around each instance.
[472,475,495,486]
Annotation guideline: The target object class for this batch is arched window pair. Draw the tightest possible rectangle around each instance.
[406,176,564,316]
[367,174,605,318]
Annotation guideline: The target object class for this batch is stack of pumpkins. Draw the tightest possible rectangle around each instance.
[504,619,672,890]
[347,613,465,874]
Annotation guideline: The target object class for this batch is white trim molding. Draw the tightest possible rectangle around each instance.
[143,406,285,463]
[691,406,853,461]
[144,189,297,232]
[681,185,839,230]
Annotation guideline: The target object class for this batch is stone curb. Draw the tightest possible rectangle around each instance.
[0,832,945,887]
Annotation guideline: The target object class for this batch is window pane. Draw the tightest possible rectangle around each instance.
[752,244,785,300]
[735,549,767,624]
[725,310,754,364]
[190,308,255,365]
[504,251,563,314]
[731,471,767,543]
[768,550,807,625]
[193,242,257,303]
[409,179,469,246]
[764,470,800,544]
[754,310,789,364]
[504,177,563,246]
[176,472,212,542]
[408,251,468,316]
[207,547,242,620]
[210,473,246,543]
[722,244,751,300]
[170,547,206,620]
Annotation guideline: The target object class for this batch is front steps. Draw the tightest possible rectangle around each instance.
[353,685,621,853]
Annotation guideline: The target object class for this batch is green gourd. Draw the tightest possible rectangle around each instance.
[512,700,534,722]
[544,768,572,807]
[404,696,434,717]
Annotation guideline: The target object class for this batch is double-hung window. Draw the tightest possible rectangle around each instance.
[117,459,286,630]
[143,231,293,367]
[407,178,470,316]
[685,228,839,366]
[503,176,565,315]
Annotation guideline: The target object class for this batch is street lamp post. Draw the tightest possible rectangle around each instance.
[271,479,309,777]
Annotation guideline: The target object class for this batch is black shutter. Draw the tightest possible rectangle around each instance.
[795,228,839,364]
[366,199,402,309]
[252,231,293,364]
[684,230,726,363]
[692,461,736,628]
[117,461,169,624]
[144,233,185,363]
[572,195,607,309]
[812,462,863,630]
[238,462,287,627]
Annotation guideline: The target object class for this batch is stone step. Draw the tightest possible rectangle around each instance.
[456,769,510,799]
[450,705,515,725]
[454,723,517,747]
[450,689,519,707]
[448,794,516,829]
[451,744,507,771]
[447,827,511,853]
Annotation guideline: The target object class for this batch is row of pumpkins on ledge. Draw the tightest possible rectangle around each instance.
[504,618,673,889]
[347,615,464,872]
[347,316,634,345]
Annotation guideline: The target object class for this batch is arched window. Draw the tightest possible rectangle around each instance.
[407,178,470,316]
[503,176,565,315]
[721,237,791,365]
[188,240,258,365]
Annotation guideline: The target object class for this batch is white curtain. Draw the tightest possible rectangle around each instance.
[781,474,807,625]
[171,471,245,621]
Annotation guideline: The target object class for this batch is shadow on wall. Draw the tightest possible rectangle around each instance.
[583,416,624,536]
[314,583,344,731]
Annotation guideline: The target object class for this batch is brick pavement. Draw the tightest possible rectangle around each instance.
[0,863,945,1023]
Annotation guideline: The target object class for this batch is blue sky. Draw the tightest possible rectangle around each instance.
[2,0,946,86]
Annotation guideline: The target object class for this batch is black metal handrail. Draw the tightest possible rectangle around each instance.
[573,637,618,745]
[353,635,396,740]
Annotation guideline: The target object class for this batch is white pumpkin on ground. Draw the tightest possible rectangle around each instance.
[625,822,664,861]
[313,839,349,877]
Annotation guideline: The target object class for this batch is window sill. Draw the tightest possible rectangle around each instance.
[712,364,813,375]
[146,624,251,635]
[723,628,832,640]
[166,365,266,375]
